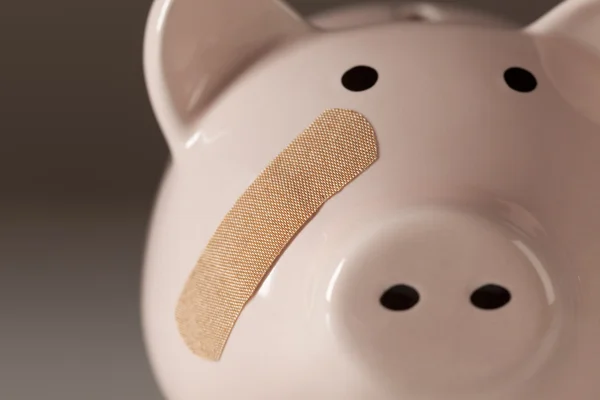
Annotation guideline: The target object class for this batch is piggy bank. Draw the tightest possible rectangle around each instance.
[142,0,600,399]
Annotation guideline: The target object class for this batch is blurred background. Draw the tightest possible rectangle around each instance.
[0,0,563,399]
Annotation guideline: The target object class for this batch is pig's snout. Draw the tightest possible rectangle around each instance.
[324,207,560,398]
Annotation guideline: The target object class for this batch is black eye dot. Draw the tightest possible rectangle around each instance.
[342,66,379,92]
[380,284,420,311]
[471,284,511,310]
[504,67,537,93]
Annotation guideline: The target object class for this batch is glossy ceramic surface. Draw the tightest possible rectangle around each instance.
[142,1,600,399]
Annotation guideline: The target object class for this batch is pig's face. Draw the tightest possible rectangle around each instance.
[143,1,600,399]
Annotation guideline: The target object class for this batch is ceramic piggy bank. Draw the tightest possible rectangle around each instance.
[142,0,600,399]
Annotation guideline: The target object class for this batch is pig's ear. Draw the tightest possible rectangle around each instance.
[527,0,600,55]
[143,0,311,151]
[526,0,600,126]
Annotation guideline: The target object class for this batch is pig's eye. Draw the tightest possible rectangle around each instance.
[504,67,537,93]
[342,66,379,92]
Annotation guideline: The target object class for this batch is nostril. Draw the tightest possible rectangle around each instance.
[380,284,420,311]
[470,284,512,310]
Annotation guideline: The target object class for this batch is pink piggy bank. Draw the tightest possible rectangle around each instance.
[142,1,600,399]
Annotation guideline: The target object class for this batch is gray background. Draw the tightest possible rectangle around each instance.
[0,0,562,399]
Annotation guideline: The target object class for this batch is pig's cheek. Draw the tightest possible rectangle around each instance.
[324,207,561,397]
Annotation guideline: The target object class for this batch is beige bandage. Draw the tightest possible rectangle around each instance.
[176,109,378,361]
